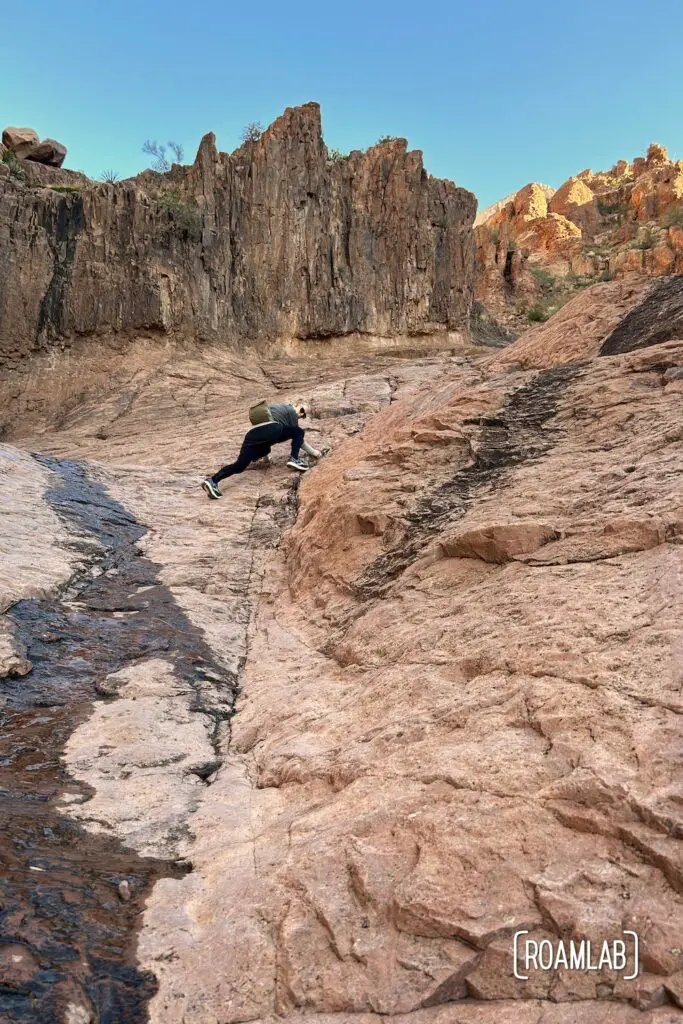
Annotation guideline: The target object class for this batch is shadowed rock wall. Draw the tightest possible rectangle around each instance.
[0,103,476,369]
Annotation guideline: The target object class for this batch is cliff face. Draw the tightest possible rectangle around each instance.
[0,103,475,369]
[475,143,683,331]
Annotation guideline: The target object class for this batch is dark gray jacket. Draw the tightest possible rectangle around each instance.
[268,403,299,430]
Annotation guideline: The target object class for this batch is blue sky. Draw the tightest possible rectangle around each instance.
[3,0,683,210]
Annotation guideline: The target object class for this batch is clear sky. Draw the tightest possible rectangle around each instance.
[3,0,683,210]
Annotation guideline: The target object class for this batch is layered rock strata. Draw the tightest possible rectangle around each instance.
[0,103,475,372]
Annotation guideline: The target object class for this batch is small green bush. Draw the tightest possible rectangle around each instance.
[662,205,683,229]
[629,225,659,250]
[2,149,26,182]
[529,267,555,290]
[487,226,500,246]
[566,272,593,288]
[49,184,82,193]
[376,135,400,144]
[327,148,347,162]
[157,188,201,236]
[597,198,627,216]
[528,304,551,323]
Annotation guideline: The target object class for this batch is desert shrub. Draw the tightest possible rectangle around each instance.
[143,140,184,173]
[376,134,399,144]
[469,301,518,348]
[583,242,613,257]
[662,205,683,229]
[487,225,500,246]
[2,149,26,182]
[157,188,201,236]
[629,225,659,250]
[597,197,627,216]
[100,169,120,183]
[241,122,263,144]
[566,272,593,288]
[327,148,347,162]
[49,184,82,193]
[528,304,551,323]
[529,267,555,290]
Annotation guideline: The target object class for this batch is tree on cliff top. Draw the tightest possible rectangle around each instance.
[142,140,184,173]
[241,122,263,143]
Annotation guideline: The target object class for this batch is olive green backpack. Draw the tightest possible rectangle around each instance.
[249,401,273,425]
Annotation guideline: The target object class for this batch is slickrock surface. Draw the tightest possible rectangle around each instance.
[0,102,475,370]
[0,447,76,679]
[475,142,683,331]
[487,276,653,370]
[0,445,75,610]
[2,279,682,1021]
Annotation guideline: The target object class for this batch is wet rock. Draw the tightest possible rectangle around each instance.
[3,327,683,1020]
[0,445,75,611]
[0,944,40,988]
[0,624,32,676]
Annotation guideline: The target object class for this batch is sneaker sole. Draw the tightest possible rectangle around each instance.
[202,481,221,499]
[287,462,309,472]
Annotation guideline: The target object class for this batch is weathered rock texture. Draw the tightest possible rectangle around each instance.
[2,126,67,166]
[4,278,682,1021]
[476,142,683,331]
[2,127,40,159]
[0,103,475,372]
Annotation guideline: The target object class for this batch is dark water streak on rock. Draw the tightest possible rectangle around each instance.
[354,362,584,602]
[0,457,234,1023]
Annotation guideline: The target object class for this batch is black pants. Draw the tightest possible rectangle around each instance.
[211,422,304,483]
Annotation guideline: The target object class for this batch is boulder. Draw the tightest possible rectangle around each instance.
[647,142,669,167]
[440,521,559,562]
[24,138,67,168]
[513,182,549,221]
[516,212,582,255]
[2,126,39,158]
[549,176,598,234]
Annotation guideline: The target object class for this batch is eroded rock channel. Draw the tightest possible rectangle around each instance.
[0,310,681,1022]
[0,456,233,1023]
